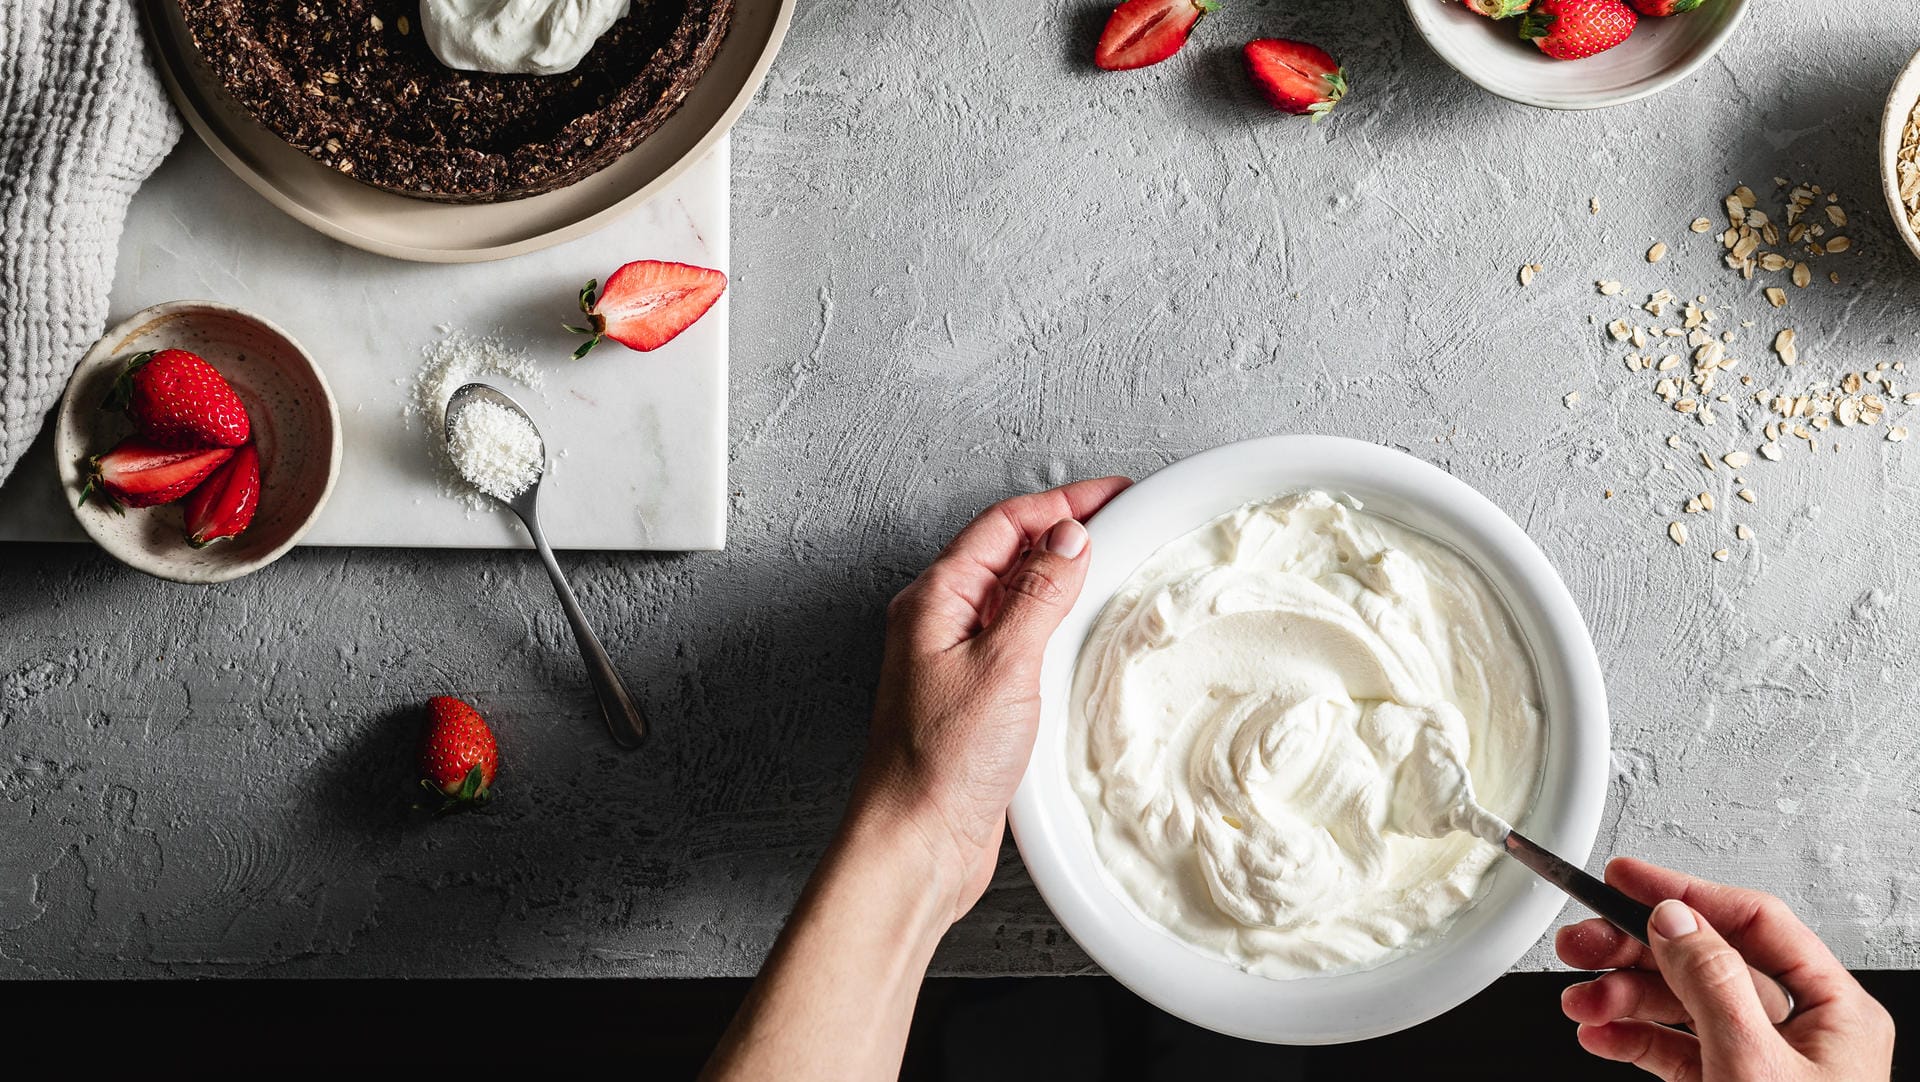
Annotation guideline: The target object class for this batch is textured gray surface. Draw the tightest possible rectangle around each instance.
[3,1,1920,978]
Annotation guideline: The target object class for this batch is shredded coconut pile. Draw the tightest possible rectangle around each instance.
[402,329,547,510]
[448,400,543,502]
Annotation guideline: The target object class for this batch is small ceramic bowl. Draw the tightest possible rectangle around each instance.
[1405,0,1747,111]
[1880,46,1920,265]
[54,301,341,584]
[1008,435,1609,1044]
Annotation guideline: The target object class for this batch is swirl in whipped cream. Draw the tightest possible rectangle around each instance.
[1068,491,1542,978]
[420,0,631,76]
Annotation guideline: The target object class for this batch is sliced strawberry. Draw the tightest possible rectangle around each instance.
[567,260,728,358]
[1243,38,1348,120]
[79,439,235,511]
[1094,0,1217,71]
[103,348,250,449]
[183,443,261,547]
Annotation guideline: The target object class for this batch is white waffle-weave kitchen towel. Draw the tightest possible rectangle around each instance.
[0,0,180,486]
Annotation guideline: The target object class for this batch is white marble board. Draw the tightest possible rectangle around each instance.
[0,137,729,552]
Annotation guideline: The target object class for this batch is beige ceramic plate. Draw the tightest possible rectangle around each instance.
[140,0,793,263]
[56,302,343,584]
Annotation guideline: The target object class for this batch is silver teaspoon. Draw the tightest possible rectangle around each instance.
[444,382,646,749]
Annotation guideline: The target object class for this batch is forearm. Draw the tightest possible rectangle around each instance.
[701,805,954,1082]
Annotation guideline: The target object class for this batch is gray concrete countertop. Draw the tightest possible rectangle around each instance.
[3,1,1918,978]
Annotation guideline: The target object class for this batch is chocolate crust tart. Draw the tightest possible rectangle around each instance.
[176,0,733,203]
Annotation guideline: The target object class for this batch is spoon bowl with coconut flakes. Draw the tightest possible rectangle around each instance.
[444,383,647,749]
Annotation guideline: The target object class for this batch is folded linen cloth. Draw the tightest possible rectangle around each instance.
[0,0,180,486]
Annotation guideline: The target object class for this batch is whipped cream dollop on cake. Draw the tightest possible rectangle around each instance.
[420,0,632,75]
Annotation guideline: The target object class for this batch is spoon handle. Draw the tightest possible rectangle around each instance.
[522,512,648,749]
[1504,831,1794,1025]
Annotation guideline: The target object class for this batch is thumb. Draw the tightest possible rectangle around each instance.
[982,518,1091,654]
[1647,899,1775,1064]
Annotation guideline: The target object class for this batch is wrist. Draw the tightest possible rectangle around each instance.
[829,795,963,950]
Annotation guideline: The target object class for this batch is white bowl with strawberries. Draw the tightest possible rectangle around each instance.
[55,301,341,584]
[1409,0,1747,110]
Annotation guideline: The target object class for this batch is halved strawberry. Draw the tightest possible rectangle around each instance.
[183,443,261,547]
[1093,0,1217,71]
[1627,0,1701,13]
[1243,38,1348,120]
[103,348,250,449]
[566,260,728,358]
[79,439,235,511]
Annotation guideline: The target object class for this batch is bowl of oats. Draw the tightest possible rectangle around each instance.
[1882,47,1920,265]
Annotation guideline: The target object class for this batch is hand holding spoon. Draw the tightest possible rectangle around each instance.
[1496,827,1795,1026]
[444,382,646,749]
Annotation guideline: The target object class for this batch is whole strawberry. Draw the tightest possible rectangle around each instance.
[1519,0,1636,59]
[1465,0,1532,17]
[1627,0,1701,13]
[417,696,498,815]
[103,348,250,448]
[1243,38,1348,120]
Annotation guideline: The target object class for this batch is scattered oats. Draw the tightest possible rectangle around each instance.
[1684,495,1705,514]
[1892,426,1911,443]
[1690,217,1713,233]
[1905,392,1920,404]
[1564,391,1580,408]
[1826,236,1852,253]
[1829,271,1841,285]
[1712,548,1730,562]
[1738,488,1756,503]
[1520,263,1542,286]
[1659,354,1681,372]
[1667,434,1685,450]
[1607,319,1632,341]
[1736,524,1754,540]
[1700,491,1715,511]
[1597,279,1623,295]
[1723,451,1751,468]
[1773,328,1798,366]
[1647,242,1669,263]
[1765,287,1787,308]
[1675,398,1699,414]
[397,13,411,33]
[369,12,383,29]
[1668,521,1689,546]
[1826,205,1847,227]
[1591,196,1601,215]
[1759,442,1784,460]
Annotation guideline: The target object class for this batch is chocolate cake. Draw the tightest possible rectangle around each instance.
[177,0,733,202]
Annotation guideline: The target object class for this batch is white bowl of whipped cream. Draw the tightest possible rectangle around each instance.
[1009,435,1608,1044]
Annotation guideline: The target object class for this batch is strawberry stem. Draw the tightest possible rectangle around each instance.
[100,350,156,413]
[1518,11,1555,38]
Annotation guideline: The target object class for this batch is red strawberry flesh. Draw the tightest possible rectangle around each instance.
[82,439,236,510]
[1243,38,1348,119]
[105,348,251,449]
[570,260,728,358]
[1094,0,1214,71]
[183,442,261,547]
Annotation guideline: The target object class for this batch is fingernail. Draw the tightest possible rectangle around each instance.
[1652,899,1698,939]
[1044,519,1088,559]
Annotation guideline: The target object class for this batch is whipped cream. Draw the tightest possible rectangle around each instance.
[419,0,631,76]
[1068,491,1542,978]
